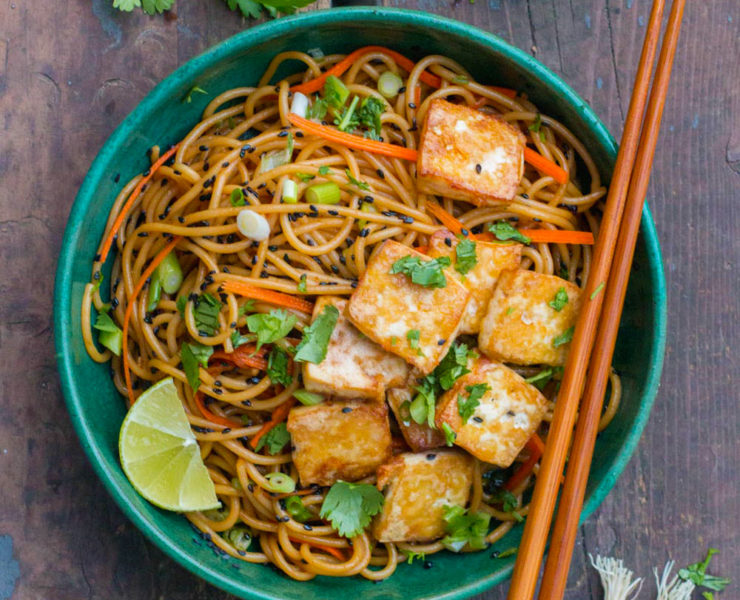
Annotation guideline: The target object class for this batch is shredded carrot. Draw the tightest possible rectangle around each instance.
[486,85,518,99]
[523,147,569,185]
[249,397,297,450]
[424,201,468,237]
[222,280,314,314]
[122,237,181,406]
[289,537,346,561]
[521,229,595,245]
[414,245,428,254]
[99,144,180,264]
[504,434,545,491]
[194,391,242,429]
[414,85,421,105]
[211,344,268,370]
[287,114,419,162]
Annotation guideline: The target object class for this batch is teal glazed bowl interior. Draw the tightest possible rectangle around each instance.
[54,8,667,600]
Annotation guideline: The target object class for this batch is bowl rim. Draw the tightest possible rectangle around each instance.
[53,7,667,599]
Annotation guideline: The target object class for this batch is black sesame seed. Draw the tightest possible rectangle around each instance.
[303,524,313,531]
[199,145,208,152]
[328,209,339,216]
[437,339,446,346]
[295,131,304,138]
[359,228,370,237]
[143,168,151,177]
[114,173,120,183]
[277,130,289,138]
[507,410,516,417]
[521,193,530,199]
[444,237,453,247]
[341,407,353,413]
[203,176,215,188]
[363,195,374,203]
[475,163,482,174]
[461,228,469,236]
[249,376,261,384]
[331,265,339,274]
[473,416,484,423]
[376,169,385,179]
[222,428,231,434]
[178,216,185,223]
[423,561,433,569]
[351,280,358,288]
[242,400,252,407]
[408,102,417,109]
[426,453,436,460]
[203,162,210,171]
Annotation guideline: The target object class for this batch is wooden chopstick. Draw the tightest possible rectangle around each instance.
[536,1,687,597]
[506,1,680,598]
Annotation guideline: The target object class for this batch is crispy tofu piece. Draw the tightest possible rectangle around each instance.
[427,230,522,334]
[286,400,392,486]
[479,269,582,366]
[387,387,445,452]
[417,99,525,206]
[435,359,547,467]
[346,240,470,374]
[373,450,474,543]
[303,296,408,399]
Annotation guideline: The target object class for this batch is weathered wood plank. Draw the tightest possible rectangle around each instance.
[0,1,737,599]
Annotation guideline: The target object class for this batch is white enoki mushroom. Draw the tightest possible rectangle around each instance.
[590,554,644,600]
[654,560,695,600]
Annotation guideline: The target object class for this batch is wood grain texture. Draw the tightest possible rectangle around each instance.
[0,1,737,599]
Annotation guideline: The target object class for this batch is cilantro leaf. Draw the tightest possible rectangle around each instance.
[390,255,450,288]
[230,188,246,207]
[181,342,213,391]
[224,0,262,19]
[294,304,339,363]
[441,422,457,446]
[553,326,575,348]
[183,85,208,104]
[255,422,291,454]
[524,368,554,390]
[176,295,187,317]
[238,299,256,316]
[406,329,422,355]
[345,169,370,190]
[319,481,384,538]
[192,293,222,336]
[548,287,569,311]
[308,97,329,120]
[335,96,361,132]
[528,113,546,141]
[455,237,477,275]
[436,342,471,390]
[457,383,489,424]
[441,505,491,552]
[318,165,330,176]
[679,548,731,593]
[267,346,293,386]
[284,496,312,522]
[489,488,524,522]
[297,274,308,293]
[140,0,174,14]
[400,549,426,564]
[296,173,315,183]
[489,221,531,245]
[247,309,298,350]
[112,0,140,10]
[230,329,251,348]
[357,96,385,139]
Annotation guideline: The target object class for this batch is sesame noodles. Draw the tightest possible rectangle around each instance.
[80,47,621,581]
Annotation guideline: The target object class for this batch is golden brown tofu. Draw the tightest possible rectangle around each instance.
[346,240,470,374]
[303,296,408,399]
[287,400,392,486]
[435,359,547,467]
[387,387,445,453]
[427,230,522,334]
[417,99,525,206]
[479,269,582,366]
[372,451,474,543]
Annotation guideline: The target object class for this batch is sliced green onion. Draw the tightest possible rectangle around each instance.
[324,75,350,108]
[282,179,298,204]
[378,71,403,98]
[264,472,296,494]
[147,276,162,312]
[305,182,340,205]
[293,389,324,406]
[290,92,309,119]
[337,95,359,131]
[358,202,377,229]
[223,525,251,551]
[156,252,183,295]
[237,209,270,241]
[98,329,122,356]
[284,496,313,523]
[258,132,294,174]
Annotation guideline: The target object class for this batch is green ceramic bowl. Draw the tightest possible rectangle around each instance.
[54,8,666,600]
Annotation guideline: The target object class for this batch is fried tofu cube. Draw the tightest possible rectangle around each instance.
[417,99,525,206]
[303,296,408,399]
[435,359,547,467]
[387,387,446,452]
[427,230,522,334]
[479,269,582,366]
[372,450,474,543]
[287,400,392,486]
[346,240,470,374]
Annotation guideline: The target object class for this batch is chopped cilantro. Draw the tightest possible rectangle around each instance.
[553,326,575,348]
[267,346,293,386]
[181,341,213,391]
[590,281,606,299]
[489,488,524,522]
[441,422,457,446]
[308,96,329,119]
[390,255,451,288]
[183,84,208,103]
[497,548,517,559]
[457,383,489,424]
[176,295,188,317]
[548,287,569,311]
[230,329,251,348]
[678,548,731,593]
[318,165,330,176]
[296,173,315,182]
[335,95,360,131]
[357,96,385,139]
[528,113,546,141]
[505,306,515,316]
[193,293,222,336]
[489,221,531,245]
[345,169,370,190]
[297,274,308,293]
[246,309,297,350]
[452,75,469,85]
[319,481,385,538]
[454,237,477,275]
[406,329,422,355]
[294,304,339,363]
[400,549,426,564]
[255,422,290,455]
[524,368,554,390]
[238,299,256,316]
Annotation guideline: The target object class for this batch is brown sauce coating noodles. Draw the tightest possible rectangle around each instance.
[80,48,620,580]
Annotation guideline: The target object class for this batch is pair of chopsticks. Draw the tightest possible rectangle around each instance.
[507,0,687,598]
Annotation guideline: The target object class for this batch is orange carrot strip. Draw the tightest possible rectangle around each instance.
[424,201,466,237]
[504,434,545,492]
[194,391,242,429]
[249,397,297,450]
[222,280,314,314]
[414,85,421,105]
[287,114,419,162]
[486,85,518,99]
[520,229,595,245]
[524,147,569,185]
[122,236,181,406]
[291,46,442,95]
[211,344,268,371]
[99,144,180,264]
[414,246,428,254]
[289,537,346,562]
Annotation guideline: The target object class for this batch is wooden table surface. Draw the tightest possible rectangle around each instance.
[1,1,738,598]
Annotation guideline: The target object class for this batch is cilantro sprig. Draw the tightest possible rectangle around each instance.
[247,309,297,350]
[319,481,385,538]
[113,0,317,19]
[457,383,489,424]
[390,255,451,288]
[489,221,531,245]
[294,304,339,364]
[454,237,477,275]
[678,548,731,595]
[548,287,569,312]
[255,422,291,454]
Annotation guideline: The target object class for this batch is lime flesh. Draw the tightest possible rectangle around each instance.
[119,378,219,512]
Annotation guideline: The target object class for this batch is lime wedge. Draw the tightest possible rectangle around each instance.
[119,378,219,512]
